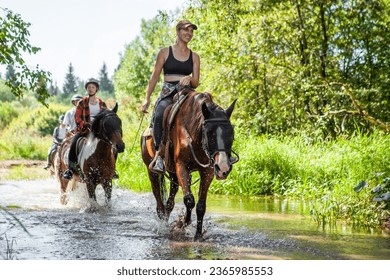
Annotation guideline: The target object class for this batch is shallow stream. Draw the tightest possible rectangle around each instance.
[0,179,389,260]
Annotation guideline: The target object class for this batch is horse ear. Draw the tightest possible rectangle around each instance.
[225,99,237,119]
[201,102,211,119]
[112,102,118,113]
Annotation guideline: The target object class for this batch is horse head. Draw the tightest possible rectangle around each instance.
[201,99,237,180]
[91,103,125,154]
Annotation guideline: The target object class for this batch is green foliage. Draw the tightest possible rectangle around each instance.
[350,173,390,227]
[0,79,17,102]
[0,103,69,160]
[0,8,51,105]
[180,0,390,136]
[0,102,19,128]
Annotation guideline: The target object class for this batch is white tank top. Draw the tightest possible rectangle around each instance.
[57,127,67,141]
[89,102,100,122]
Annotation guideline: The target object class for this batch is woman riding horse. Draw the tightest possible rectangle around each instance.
[56,103,125,204]
[63,78,107,179]
[141,89,237,240]
[141,19,200,174]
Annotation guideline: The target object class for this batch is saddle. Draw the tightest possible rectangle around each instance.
[156,91,189,172]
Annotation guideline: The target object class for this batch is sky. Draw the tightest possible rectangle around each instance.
[1,0,186,88]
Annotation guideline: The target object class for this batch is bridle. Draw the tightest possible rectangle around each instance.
[202,118,233,164]
[181,111,238,168]
[96,112,122,146]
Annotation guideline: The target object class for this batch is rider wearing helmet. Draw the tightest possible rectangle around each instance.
[44,115,68,169]
[63,94,83,132]
[63,78,107,180]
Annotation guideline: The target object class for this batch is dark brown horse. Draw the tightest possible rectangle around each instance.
[141,89,237,240]
[55,104,125,205]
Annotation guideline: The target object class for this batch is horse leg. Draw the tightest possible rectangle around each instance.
[194,170,214,241]
[176,162,194,226]
[85,180,97,201]
[166,172,179,217]
[102,179,112,203]
[148,171,167,219]
[59,179,69,205]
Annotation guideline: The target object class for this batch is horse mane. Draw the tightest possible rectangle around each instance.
[185,91,216,137]
[91,109,110,134]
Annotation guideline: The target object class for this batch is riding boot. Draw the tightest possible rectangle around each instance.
[63,168,73,179]
[149,151,164,174]
[44,158,51,169]
[63,162,79,180]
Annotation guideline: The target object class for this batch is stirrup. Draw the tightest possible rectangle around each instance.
[149,155,164,174]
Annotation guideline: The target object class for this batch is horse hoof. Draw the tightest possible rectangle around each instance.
[194,233,204,242]
[60,195,68,205]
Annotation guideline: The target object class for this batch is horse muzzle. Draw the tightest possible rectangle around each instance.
[116,142,125,153]
[213,152,232,180]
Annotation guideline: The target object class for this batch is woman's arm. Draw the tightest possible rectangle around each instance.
[142,48,167,113]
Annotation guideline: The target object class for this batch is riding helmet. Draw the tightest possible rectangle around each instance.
[85,78,100,91]
[58,115,65,122]
[71,94,83,102]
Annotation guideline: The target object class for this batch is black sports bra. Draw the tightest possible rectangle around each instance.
[163,46,193,76]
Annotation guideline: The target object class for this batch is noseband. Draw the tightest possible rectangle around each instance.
[202,118,233,164]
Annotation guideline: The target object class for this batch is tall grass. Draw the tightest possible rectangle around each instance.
[210,129,390,227]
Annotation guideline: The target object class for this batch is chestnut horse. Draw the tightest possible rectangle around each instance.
[141,89,237,240]
[55,104,125,205]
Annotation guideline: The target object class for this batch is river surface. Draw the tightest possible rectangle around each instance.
[0,178,389,260]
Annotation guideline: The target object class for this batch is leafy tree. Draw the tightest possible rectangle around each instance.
[0,8,51,105]
[184,0,390,136]
[98,62,114,93]
[62,63,78,98]
[0,79,16,102]
[5,64,16,82]
[115,0,390,137]
[48,80,60,96]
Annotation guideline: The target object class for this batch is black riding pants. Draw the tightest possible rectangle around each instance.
[68,132,83,168]
[152,93,175,150]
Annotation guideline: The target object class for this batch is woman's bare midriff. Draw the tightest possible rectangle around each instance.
[164,74,186,83]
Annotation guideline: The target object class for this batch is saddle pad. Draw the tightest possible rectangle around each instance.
[142,127,153,137]
[167,93,189,128]
[64,149,70,166]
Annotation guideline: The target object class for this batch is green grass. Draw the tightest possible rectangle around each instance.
[2,164,48,180]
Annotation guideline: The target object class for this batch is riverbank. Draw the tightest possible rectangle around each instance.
[0,160,48,181]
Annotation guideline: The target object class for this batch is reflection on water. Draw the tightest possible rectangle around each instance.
[206,194,390,259]
[0,179,389,260]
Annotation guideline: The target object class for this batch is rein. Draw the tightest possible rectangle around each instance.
[129,113,144,153]
[181,105,239,169]
[181,111,211,168]
[180,107,214,169]
[97,112,120,146]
